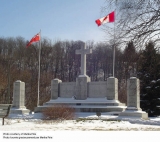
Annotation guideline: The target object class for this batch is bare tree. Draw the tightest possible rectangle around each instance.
[103,0,160,47]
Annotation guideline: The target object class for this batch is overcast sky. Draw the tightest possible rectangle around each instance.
[0,0,114,43]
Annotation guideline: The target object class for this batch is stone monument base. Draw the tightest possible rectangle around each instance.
[119,107,148,120]
[34,97,126,114]
[9,80,30,115]
[10,107,30,115]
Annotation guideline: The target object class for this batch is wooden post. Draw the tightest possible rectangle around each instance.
[2,118,4,125]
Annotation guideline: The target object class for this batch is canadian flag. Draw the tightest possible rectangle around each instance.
[26,33,40,48]
[95,11,115,26]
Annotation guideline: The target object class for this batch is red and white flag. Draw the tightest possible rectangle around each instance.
[95,11,115,26]
[26,33,40,48]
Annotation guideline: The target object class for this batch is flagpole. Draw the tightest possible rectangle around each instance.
[113,16,115,77]
[37,30,41,107]
[113,5,116,77]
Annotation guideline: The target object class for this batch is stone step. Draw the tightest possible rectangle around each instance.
[35,97,127,113]
[76,107,126,112]
[45,97,118,102]
[73,105,126,112]
[70,105,126,108]
[43,98,126,106]
[34,105,126,113]
[44,102,125,106]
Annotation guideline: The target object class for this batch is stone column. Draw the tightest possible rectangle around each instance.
[119,77,148,119]
[12,80,25,108]
[75,76,90,100]
[106,77,118,100]
[51,78,62,99]
[127,77,141,110]
[10,80,30,114]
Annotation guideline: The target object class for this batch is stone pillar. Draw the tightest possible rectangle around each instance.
[75,76,90,100]
[34,78,62,113]
[10,80,30,114]
[12,80,25,108]
[106,77,118,100]
[127,77,141,110]
[119,77,148,119]
[51,78,62,99]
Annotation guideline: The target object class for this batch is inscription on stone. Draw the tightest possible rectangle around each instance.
[60,82,75,98]
[106,77,118,100]
[127,78,140,108]
[88,82,107,98]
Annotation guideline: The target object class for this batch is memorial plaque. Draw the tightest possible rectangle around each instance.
[88,82,107,98]
[127,77,140,108]
[75,76,90,100]
[60,82,75,98]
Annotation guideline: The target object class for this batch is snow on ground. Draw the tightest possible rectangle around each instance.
[0,113,160,142]
[0,112,160,131]
[1,118,160,131]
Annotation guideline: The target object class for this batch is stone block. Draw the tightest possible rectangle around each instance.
[10,108,30,114]
[127,77,141,109]
[10,80,30,115]
[119,77,148,119]
[12,80,25,108]
[106,77,118,100]
[88,81,107,98]
[51,78,62,99]
[60,82,76,98]
[75,76,90,100]
[119,110,148,120]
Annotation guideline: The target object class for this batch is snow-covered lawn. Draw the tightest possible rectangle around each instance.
[1,118,160,131]
[0,112,160,131]
[0,113,160,142]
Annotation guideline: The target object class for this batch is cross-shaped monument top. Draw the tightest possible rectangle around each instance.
[76,43,92,76]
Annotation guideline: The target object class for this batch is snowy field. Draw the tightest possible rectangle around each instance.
[0,112,160,142]
[1,112,160,131]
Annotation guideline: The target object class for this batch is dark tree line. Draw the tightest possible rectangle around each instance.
[138,41,160,116]
[0,37,160,116]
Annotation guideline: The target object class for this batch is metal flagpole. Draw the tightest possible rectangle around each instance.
[113,5,116,77]
[37,30,41,107]
[113,13,115,77]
